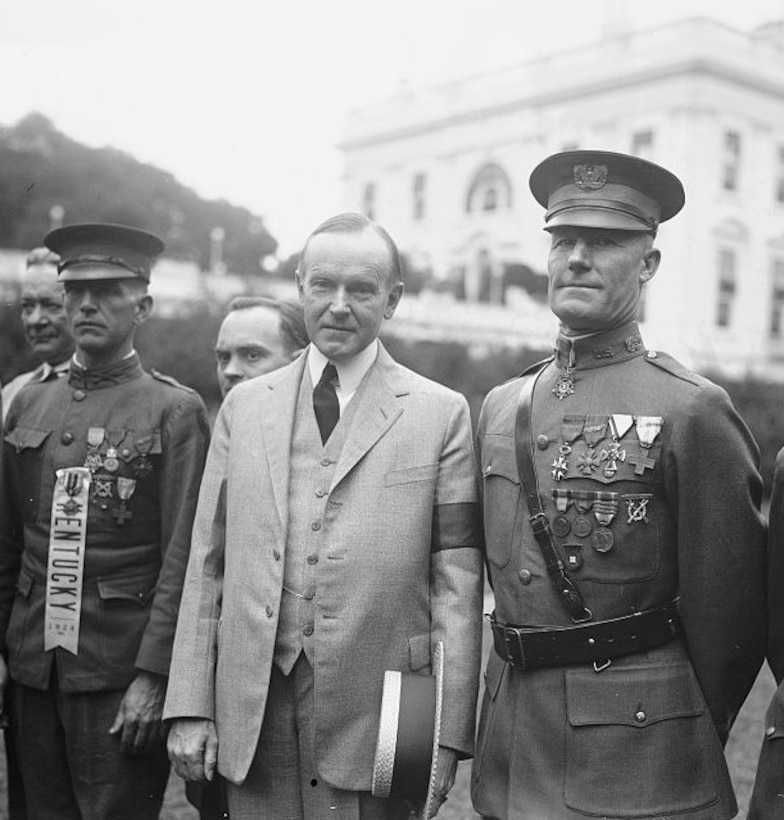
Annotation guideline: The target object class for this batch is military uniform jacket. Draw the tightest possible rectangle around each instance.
[472,322,766,820]
[0,354,210,692]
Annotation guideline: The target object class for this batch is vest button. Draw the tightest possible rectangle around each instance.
[320,457,332,467]
[265,605,274,618]
[272,549,281,561]
[315,489,327,498]
[303,624,314,636]
[73,390,86,402]
[307,554,318,565]
[61,432,74,445]
[311,521,321,532]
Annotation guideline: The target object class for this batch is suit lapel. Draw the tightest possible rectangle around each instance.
[258,354,307,532]
[331,345,410,490]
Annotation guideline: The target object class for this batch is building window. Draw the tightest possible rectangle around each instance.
[771,259,784,337]
[722,131,741,192]
[716,248,737,328]
[412,173,426,221]
[362,183,376,220]
[631,130,654,160]
[466,163,513,214]
[777,147,784,204]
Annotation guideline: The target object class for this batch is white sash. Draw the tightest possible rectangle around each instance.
[44,467,91,654]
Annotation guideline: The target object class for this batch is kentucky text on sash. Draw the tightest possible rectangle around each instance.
[45,467,91,654]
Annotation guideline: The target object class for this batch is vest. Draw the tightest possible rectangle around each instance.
[273,364,362,674]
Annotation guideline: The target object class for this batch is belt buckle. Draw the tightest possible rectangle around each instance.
[504,626,526,671]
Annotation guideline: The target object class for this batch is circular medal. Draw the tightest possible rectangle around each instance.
[103,457,120,473]
[591,527,615,553]
[572,515,593,538]
[552,515,571,538]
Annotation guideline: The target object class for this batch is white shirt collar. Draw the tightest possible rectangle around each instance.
[308,339,379,411]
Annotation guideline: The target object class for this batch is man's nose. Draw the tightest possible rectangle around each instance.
[568,240,591,269]
[76,289,98,311]
[329,286,350,314]
[223,355,245,379]
[27,304,49,325]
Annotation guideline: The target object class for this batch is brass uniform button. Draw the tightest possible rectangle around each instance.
[73,390,86,401]
[518,569,532,585]
[61,432,74,445]
[536,435,549,450]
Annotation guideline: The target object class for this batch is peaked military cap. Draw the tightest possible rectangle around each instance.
[529,150,685,233]
[44,223,165,282]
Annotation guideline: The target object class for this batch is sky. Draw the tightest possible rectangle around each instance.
[3,0,784,257]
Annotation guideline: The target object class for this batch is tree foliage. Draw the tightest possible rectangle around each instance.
[0,113,277,273]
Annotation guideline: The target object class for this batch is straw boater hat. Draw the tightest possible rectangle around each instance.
[372,641,444,818]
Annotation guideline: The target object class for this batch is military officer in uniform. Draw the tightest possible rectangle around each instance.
[0,223,210,819]
[471,151,766,820]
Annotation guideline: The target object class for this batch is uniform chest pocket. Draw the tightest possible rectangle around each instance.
[480,434,523,568]
[564,662,722,816]
[4,425,52,521]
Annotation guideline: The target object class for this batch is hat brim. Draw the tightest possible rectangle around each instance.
[371,641,444,818]
[544,207,655,233]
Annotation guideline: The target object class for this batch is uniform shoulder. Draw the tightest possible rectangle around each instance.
[643,350,702,387]
[484,356,553,405]
[150,369,199,395]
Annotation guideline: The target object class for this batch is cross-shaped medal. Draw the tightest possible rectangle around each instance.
[628,452,656,476]
[111,504,133,525]
[600,442,626,477]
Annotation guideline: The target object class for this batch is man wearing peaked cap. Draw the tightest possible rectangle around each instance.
[471,151,766,819]
[0,222,210,819]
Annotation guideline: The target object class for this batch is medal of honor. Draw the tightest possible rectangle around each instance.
[591,527,615,553]
[103,431,127,473]
[552,371,575,401]
[551,453,569,481]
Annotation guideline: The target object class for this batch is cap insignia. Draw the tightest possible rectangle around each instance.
[573,164,608,190]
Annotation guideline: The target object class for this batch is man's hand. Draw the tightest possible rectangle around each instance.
[109,671,167,755]
[428,746,459,818]
[167,717,218,782]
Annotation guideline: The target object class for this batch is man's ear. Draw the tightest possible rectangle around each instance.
[134,294,154,326]
[640,247,661,285]
[384,282,404,320]
[295,269,305,301]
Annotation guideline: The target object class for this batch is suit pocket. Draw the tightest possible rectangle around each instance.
[385,463,439,487]
[480,434,522,569]
[565,662,721,816]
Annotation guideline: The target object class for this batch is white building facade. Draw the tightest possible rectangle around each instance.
[340,17,784,377]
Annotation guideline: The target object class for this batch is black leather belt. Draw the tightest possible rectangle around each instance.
[490,601,680,671]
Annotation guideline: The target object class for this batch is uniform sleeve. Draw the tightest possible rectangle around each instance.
[163,397,231,720]
[134,390,211,676]
[429,394,484,757]
[666,382,766,743]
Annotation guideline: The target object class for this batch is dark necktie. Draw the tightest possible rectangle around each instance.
[313,363,339,444]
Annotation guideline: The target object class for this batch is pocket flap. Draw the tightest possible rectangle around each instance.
[97,574,157,605]
[385,463,439,487]
[481,435,519,483]
[4,425,51,452]
[567,662,704,728]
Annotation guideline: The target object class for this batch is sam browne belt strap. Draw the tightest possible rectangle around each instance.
[490,601,681,671]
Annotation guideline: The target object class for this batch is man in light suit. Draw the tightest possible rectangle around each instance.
[165,212,483,819]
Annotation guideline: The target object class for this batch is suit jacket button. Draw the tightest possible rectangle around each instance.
[307,554,318,565]
[265,605,274,618]
[311,521,321,531]
[320,457,332,467]
[272,549,281,561]
[303,624,314,636]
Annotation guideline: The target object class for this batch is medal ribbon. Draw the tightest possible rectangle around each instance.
[45,467,91,655]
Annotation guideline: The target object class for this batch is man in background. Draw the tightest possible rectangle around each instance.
[187,294,307,820]
[215,296,308,398]
[2,248,75,421]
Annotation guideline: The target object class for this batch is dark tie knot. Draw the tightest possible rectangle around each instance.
[318,363,338,388]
